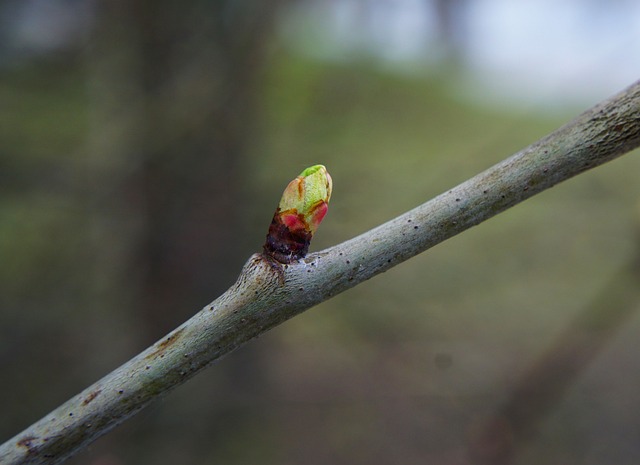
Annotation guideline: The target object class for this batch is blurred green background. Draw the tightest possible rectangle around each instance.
[1,1,640,464]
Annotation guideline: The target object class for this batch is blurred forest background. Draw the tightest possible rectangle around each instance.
[1,0,640,464]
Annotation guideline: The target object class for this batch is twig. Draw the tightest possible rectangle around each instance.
[1,80,639,465]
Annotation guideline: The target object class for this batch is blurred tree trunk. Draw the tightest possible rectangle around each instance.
[84,0,288,462]
[432,0,470,63]
[128,0,285,337]
[88,0,287,336]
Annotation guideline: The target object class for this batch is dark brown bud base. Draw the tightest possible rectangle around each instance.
[263,214,312,263]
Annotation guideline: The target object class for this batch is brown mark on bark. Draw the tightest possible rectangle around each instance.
[82,389,103,406]
[144,328,185,361]
[17,436,38,454]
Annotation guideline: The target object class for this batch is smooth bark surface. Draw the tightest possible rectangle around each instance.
[1,80,639,465]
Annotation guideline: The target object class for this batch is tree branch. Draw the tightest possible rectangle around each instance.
[2,80,640,465]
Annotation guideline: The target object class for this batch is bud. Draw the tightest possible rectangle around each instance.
[263,164,333,263]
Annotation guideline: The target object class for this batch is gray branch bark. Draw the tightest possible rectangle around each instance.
[2,80,640,465]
